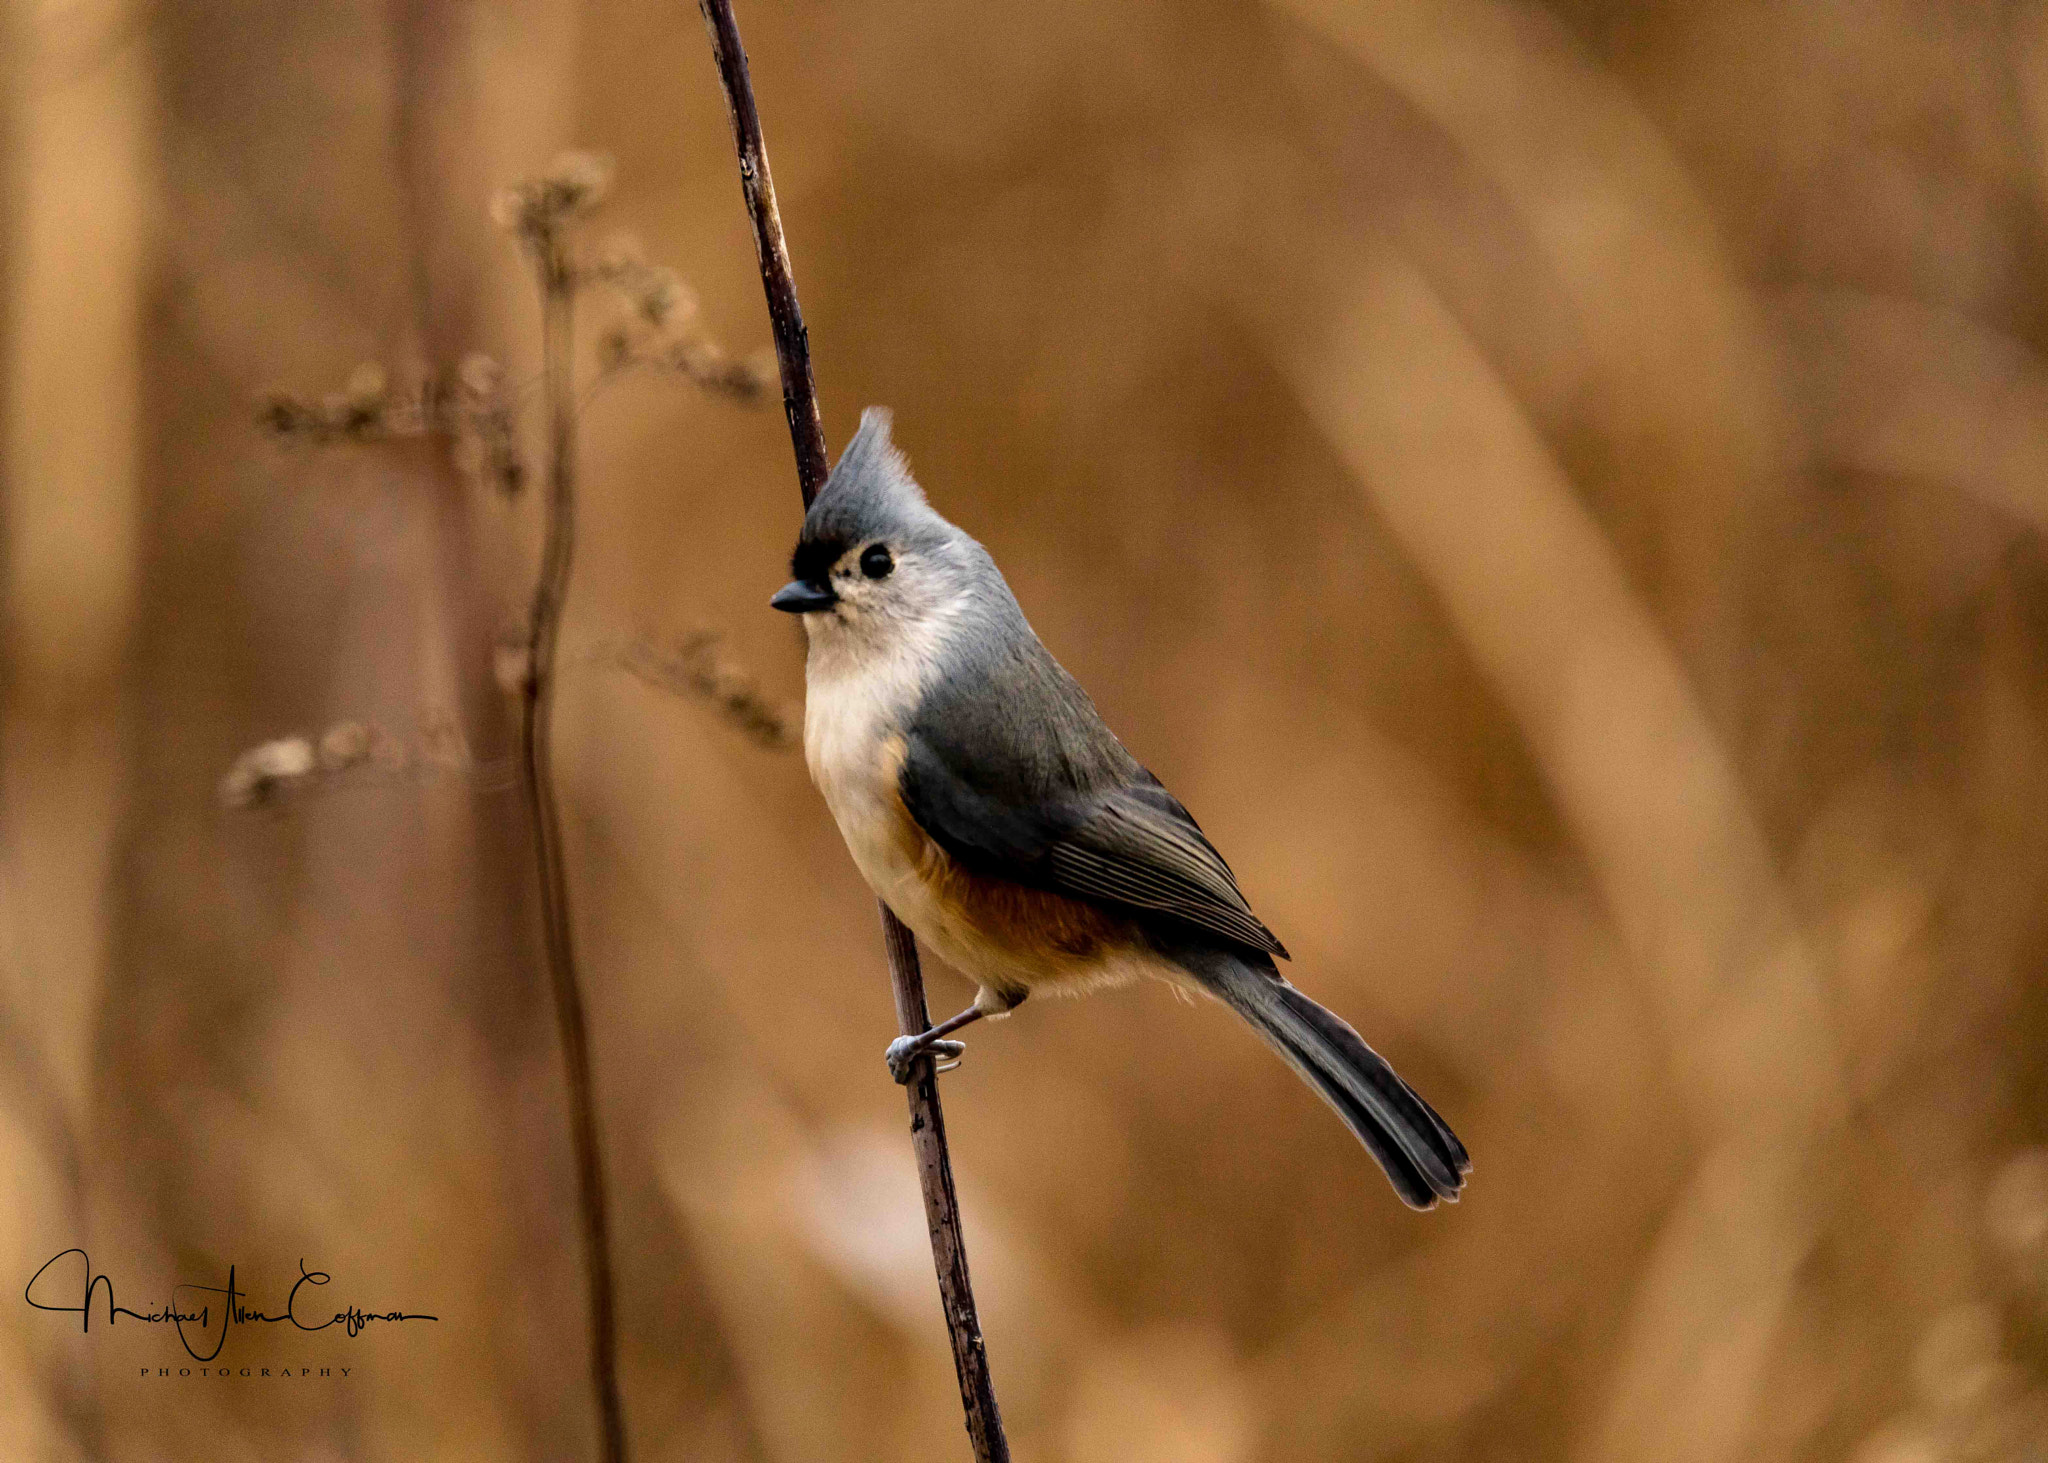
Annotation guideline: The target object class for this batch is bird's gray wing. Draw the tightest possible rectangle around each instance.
[898,731,1289,960]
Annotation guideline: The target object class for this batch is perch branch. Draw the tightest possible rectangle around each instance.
[694,5,1011,1459]
[518,224,630,1462]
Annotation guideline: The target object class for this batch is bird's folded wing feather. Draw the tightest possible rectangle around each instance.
[898,732,1289,959]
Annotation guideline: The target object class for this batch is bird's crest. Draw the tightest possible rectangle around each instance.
[792,409,936,582]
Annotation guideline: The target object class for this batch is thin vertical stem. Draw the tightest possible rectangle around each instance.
[519,228,630,1463]
[694,4,1010,1459]
[692,2,826,505]
[879,911,1012,1463]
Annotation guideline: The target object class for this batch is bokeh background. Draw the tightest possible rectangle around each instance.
[7,0,2048,1459]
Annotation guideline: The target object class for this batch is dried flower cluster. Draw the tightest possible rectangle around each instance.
[259,151,768,497]
[257,363,436,445]
[490,149,617,260]
[453,353,525,496]
[590,232,773,402]
[218,717,487,808]
[258,356,527,496]
[602,632,796,750]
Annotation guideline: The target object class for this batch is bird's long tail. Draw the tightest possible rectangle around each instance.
[1190,952,1470,1209]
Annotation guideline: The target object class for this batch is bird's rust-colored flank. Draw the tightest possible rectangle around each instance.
[879,767,1138,1011]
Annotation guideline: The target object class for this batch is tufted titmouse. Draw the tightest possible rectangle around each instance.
[771,409,1470,1208]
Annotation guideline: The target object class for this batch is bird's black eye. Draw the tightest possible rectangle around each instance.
[859,544,894,579]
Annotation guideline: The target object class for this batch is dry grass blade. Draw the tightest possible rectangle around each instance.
[1256,241,1845,1463]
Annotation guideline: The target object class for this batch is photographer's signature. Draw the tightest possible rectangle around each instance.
[25,1249,437,1361]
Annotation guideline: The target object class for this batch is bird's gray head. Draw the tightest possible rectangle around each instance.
[770,409,996,659]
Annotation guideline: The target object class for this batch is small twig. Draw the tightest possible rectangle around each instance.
[515,198,630,1463]
[694,5,1011,1460]
[217,719,520,807]
[595,633,797,749]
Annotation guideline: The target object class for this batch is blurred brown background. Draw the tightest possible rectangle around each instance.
[6,0,2048,1459]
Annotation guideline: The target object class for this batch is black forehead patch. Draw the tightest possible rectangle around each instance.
[791,533,848,586]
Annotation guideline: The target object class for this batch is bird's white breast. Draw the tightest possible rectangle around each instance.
[800,605,954,935]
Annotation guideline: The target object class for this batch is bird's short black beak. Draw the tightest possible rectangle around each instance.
[770,580,837,614]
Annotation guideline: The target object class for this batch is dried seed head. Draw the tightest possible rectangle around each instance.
[712,663,756,708]
[738,348,779,398]
[636,266,695,328]
[672,339,720,378]
[458,352,503,400]
[419,709,469,768]
[491,183,553,248]
[597,327,635,372]
[593,251,701,367]
[257,737,314,778]
[345,362,387,407]
[256,362,418,444]
[667,340,772,403]
[489,187,528,233]
[318,720,372,772]
[451,353,523,496]
[543,150,614,214]
[496,151,617,242]
[219,736,317,807]
[257,393,311,437]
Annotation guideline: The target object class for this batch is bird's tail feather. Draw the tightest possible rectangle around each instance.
[1193,955,1469,1209]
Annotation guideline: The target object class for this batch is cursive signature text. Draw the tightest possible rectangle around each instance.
[25,1249,437,1362]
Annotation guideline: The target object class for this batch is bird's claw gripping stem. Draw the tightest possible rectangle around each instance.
[886,1033,966,1084]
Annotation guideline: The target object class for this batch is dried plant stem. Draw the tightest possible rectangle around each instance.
[519,230,630,1463]
[694,4,1010,1459]
[878,912,1011,1462]
[693,1,827,499]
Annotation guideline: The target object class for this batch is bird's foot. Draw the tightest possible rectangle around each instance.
[885,1032,967,1084]
[884,1004,988,1084]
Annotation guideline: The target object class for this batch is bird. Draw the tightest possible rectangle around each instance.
[770,408,1470,1208]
